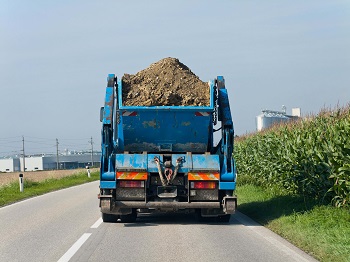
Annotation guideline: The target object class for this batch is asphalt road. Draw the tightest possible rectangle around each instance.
[0,181,317,262]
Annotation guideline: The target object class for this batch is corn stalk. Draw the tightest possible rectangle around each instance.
[235,105,350,208]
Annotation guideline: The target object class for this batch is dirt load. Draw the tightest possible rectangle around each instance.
[122,57,210,106]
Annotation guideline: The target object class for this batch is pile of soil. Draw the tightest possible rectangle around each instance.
[122,57,210,106]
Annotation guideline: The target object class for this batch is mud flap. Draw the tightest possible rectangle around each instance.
[100,196,113,213]
[101,197,133,215]
[222,196,237,214]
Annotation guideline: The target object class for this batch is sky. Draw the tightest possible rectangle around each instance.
[1,0,349,156]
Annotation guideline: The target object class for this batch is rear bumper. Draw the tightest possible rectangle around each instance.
[100,196,237,215]
[116,201,220,209]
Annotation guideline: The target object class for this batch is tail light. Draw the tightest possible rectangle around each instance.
[118,180,145,188]
[190,181,216,189]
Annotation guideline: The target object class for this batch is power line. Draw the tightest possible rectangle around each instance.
[0,136,22,141]
[26,140,56,145]
[0,140,22,145]
[0,136,98,158]
[60,138,92,141]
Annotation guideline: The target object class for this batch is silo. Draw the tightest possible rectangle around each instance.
[256,109,290,131]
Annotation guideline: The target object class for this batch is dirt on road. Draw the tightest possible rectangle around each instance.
[122,57,210,106]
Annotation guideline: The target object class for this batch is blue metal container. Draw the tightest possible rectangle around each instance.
[116,78,215,153]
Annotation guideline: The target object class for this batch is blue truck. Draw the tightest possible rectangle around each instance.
[99,74,237,222]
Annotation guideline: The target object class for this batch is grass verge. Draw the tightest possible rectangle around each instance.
[0,171,99,207]
[237,184,350,262]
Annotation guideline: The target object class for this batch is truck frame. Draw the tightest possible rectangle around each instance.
[99,74,237,223]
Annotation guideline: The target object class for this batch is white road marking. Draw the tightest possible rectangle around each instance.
[90,217,103,229]
[58,233,92,262]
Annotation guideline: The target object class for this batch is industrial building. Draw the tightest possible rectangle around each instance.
[0,153,101,172]
[256,106,301,131]
[0,158,21,172]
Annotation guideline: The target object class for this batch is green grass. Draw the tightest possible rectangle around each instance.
[238,184,350,262]
[0,171,99,207]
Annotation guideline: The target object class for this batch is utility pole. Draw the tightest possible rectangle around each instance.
[56,138,59,170]
[22,136,26,172]
[89,136,94,167]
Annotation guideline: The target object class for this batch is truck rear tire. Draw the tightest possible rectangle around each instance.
[120,209,137,223]
[102,213,118,223]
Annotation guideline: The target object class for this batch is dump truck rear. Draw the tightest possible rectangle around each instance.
[99,59,237,222]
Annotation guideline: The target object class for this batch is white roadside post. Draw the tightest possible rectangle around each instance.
[19,174,24,192]
[86,166,91,178]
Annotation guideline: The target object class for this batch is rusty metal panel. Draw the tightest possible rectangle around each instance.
[116,188,145,200]
[190,189,218,201]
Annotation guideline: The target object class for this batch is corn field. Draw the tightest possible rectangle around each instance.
[234,105,350,208]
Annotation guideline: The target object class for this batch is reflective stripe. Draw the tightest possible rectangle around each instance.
[122,111,138,116]
[188,172,219,180]
[116,172,147,180]
[195,112,210,116]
